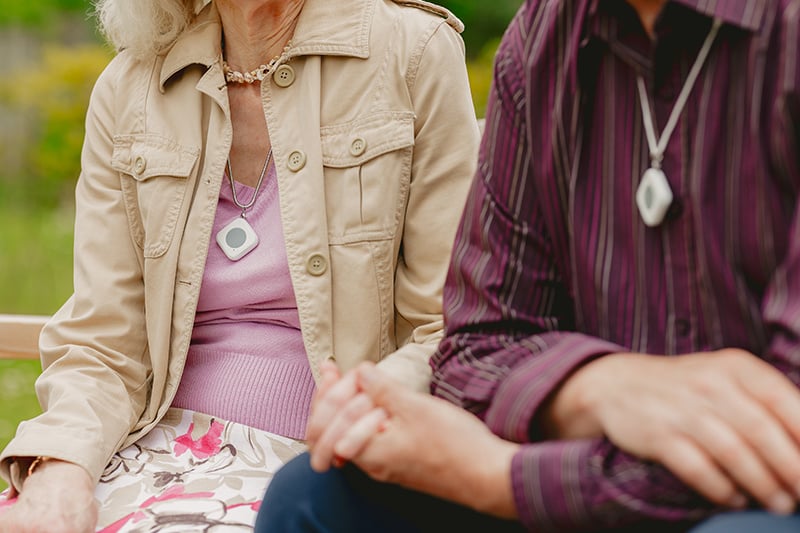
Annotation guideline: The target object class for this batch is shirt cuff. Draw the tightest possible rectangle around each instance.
[511,438,719,531]
[511,439,594,531]
[486,334,622,442]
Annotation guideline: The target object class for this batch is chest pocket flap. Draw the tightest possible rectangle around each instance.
[111,134,200,258]
[321,111,415,168]
[320,112,416,239]
[111,134,199,180]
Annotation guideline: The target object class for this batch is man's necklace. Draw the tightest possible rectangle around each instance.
[215,148,272,261]
[635,17,722,227]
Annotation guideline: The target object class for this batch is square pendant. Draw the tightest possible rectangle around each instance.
[636,168,674,227]
[216,217,259,261]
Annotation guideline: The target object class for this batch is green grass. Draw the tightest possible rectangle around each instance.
[0,203,74,491]
[0,360,43,468]
[0,204,75,314]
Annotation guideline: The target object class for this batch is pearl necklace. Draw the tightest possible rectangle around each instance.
[222,41,293,84]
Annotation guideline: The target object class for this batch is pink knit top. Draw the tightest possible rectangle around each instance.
[172,163,315,439]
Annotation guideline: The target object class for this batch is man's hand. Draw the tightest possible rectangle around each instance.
[564,349,800,514]
[333,363,520,519]
[0,459,97,533]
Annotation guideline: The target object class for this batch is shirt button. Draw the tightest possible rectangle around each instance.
[349,137,367,157]
[306,253,327,276]
[675,318,691,337]
[656,82,677,102]
[287,150,307,172]
[133,156,147,175]
[273,64,295,88]
[325,354,336,364]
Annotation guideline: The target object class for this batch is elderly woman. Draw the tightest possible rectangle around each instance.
[0,0,479,530]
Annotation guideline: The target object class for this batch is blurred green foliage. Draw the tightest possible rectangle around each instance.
[1,45,112,208]
[0,0,91,33]
[467,38,500,120]
[442,0,521,57]
[0,360,41,481]
[0,0,89,27]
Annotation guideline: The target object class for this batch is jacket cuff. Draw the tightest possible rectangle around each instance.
[1,422,109,491]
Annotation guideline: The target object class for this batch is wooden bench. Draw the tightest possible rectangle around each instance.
[0,315,48,360]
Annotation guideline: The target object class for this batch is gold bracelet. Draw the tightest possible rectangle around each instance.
[26,456,52,477]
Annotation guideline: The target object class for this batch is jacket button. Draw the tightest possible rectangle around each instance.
[306,253,327,276]
[133,156,147,175]
[349,137,367,157]
[287,150,307,172]
[273,64,295,88]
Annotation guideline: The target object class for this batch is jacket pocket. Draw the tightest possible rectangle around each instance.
[112,134,200,258]
[320,111,415,242]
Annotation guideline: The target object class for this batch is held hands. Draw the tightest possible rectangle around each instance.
[0,459,97,533]
[307,362,519,518]
[567,349,800,515]
[306,360,389,472]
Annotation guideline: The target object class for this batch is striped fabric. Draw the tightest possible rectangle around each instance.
[431,0,800,530]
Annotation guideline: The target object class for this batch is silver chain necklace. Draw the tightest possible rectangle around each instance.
[215,148,273,261]
[635,17,722,227]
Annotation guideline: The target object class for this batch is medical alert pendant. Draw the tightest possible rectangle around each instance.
[633,19,722,228]
[636,167,673,227]
[216,216,259,261]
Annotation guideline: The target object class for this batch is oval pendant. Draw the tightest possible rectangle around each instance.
[636,167,674,227]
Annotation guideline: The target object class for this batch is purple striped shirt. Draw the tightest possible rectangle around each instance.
[431,0,800,530]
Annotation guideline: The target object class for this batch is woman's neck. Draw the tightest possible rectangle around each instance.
[217,0,304,71]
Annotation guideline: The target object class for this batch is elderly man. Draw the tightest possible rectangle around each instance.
[256,0,800,531]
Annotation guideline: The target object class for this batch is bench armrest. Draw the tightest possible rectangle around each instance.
[0,314,48,360]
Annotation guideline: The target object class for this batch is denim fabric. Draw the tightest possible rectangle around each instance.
[255,453,525,533]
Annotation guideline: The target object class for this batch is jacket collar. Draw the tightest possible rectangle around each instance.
[160,0,378,90]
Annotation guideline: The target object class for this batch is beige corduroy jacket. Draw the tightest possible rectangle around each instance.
[1,0,479,490]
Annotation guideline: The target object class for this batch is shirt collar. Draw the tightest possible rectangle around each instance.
[160,0,378,90]
[668,0,767,31]
[588,0,768,34]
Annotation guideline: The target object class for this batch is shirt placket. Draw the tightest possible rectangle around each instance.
[650,33,697,355]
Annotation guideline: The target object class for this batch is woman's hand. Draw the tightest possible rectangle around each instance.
[571,349,800,514]
[306,361,388,472]
[0,459,97,533]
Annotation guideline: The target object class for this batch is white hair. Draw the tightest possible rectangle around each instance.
[93,0,209,60]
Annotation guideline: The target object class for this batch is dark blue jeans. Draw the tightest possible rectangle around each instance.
[687,511,800,533]
[255,453,524,533]
[255,453,800,533]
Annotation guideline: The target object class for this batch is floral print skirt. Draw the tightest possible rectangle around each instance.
[3,408,307,532]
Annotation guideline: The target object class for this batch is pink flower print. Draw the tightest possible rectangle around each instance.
[173,420,224,459]
[98,485,216,533]
[0,491,16,513]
